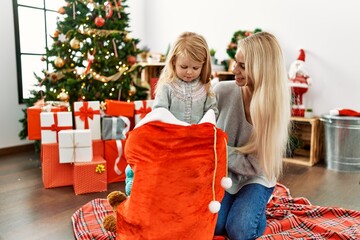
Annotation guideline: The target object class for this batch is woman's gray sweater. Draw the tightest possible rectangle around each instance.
[214,81,276,194]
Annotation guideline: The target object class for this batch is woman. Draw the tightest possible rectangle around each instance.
[214,32,291,239]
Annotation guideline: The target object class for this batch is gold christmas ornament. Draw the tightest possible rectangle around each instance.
[58,91,69,102]
[58,7,66,14]
[54,57,65,68]
[128,85,136,97]
[70,38,80,49]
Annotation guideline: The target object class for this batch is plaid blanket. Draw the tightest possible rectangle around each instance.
[72,184,360,239]
[259,184,360,240]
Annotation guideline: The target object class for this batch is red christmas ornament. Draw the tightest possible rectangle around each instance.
[95,15,105,27]
[105,1,113,18]
[127,55,136,65]
[58,7,66,14]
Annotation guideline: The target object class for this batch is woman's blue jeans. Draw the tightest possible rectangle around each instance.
[214,183,274,240]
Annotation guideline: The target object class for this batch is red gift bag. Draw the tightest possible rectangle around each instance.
[117,120,228,239]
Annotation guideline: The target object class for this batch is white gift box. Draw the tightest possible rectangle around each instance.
[40,112,73,144]
[73,101,101,140]
[58,129,93,164]
[134,100,154,125]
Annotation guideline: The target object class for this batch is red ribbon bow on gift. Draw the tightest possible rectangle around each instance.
[135,100,152,119]
[41,113,72,142]
[74,102,100,129]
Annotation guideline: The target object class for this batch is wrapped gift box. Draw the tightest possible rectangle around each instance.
[74,101,101,140]
[104,99,135,118]
[40,112,73,144]
[134,100,154,125]
[101,116,130,140]
[73,156,107,195]
[92,139,104,158]
[27,104,68,140]
[58,129,93,164]
[41,143,73,188]
[104,139,127,183]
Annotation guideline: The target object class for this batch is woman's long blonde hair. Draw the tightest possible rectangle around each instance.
[236,32,291,180]
[155,32,212,95]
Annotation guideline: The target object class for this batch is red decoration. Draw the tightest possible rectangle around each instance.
[95,16,105,27]
[289,49,311,117]
[105,1,113,18]
[127,55,136,65]
[135,101,152,119]
[113,0,121,18]
[85,49,96,74]
[74,102,101,129]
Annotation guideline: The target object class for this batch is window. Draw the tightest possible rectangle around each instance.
[13,0,66,103]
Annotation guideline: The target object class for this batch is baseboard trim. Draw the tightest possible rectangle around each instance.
[0,144,34,157]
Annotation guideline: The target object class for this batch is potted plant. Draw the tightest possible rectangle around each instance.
[210,48,217,64]
[285,133,300,158]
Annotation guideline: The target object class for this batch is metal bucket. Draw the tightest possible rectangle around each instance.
[320,114,360,172]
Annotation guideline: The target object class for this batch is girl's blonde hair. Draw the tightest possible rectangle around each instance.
[155,32,212,95]
[236,32,291,180]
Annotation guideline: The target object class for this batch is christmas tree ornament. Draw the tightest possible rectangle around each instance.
[127,55,136,65]
[113,0,121,18]
[58,7,66,14]
[288,49,312,117]
[54,30,59,38]
[95,15,105,27]
[105,1,113,18]
[112,39,118,57]
[85,49,96,74]
[59,90,69,102]
[128,84,137,98]
[124,32,132,42]
[50,73,58,82]
[58,33,67,42]
[54,57,65,68]
[72,2,76,19]
[70,38,80,49]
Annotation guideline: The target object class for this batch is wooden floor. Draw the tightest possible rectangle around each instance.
[1,150,360,240]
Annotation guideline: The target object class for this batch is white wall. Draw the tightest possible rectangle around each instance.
[0,0,32,148]
[2,0,360,148]
[130,0,360,117]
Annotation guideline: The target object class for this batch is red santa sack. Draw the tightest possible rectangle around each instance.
[116,109,228,239]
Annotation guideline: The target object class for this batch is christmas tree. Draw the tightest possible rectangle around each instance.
[19,0,148,144]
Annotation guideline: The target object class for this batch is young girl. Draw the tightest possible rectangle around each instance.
[125,32,218,196]
[152,31,218,123]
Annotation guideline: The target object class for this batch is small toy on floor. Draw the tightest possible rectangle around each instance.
[102,191,127,232]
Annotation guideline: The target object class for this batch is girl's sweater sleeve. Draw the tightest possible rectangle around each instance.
[204,94,219,118]
[153,84,171,110]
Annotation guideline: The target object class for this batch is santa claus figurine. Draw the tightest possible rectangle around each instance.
[289,49,312,117]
